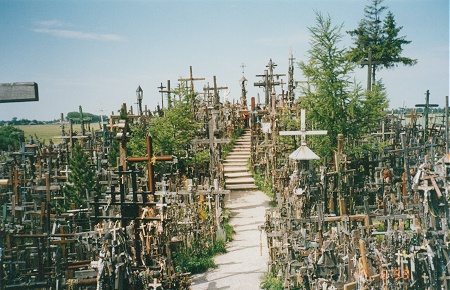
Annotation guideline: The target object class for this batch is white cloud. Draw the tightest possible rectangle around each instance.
[32,20,125,42]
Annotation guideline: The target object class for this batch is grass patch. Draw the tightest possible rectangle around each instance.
[15,124,84,144]
[260,273,283,290]
[174,239,227,274]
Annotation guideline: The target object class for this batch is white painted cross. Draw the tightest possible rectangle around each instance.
[279,109,327,160]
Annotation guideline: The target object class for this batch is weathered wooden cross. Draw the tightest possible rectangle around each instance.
[178,66,205,95]
[360,49,383,91]
[415,90,438,142]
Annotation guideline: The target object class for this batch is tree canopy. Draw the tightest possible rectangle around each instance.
[347,0,417,85]
[298,11,388,158]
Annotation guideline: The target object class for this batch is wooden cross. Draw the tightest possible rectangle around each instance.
[360,49,383,91]
[192,108,230,180]
[415,90,438,142]
[127,135,173,193]
[0,82,38,103]
[404,108,421,128]
[279,109,327,160]
[157,82,166,109]
[178,66,205,95]
[204,76,228,108]
[254,59,285,108]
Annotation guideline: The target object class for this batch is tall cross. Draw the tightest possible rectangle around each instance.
[415,90,438,142]
[178,66,205,94]
[279,109,327,160]
[240,63,246,75]
[360,49,383,91]
[254,59,285,108]
[287,49,296,105]
[205,76,228,107]
[157,82,166,109]
[192,108,230,180]
[158,80,172,108]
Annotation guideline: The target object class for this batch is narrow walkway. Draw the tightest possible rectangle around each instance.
[224,130,258,190]
[191,130,270,290]
[191,190,270,289]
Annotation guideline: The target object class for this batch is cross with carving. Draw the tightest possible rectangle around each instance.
[204,76,228,108]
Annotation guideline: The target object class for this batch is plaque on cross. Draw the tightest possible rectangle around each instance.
[279,109,327,160]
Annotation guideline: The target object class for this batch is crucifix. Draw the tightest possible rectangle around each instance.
[415,90,438,143]
[127,135,173,194]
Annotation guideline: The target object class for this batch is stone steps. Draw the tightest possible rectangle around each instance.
[224,129,257,191]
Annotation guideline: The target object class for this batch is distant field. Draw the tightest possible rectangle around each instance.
[15,124,84,144]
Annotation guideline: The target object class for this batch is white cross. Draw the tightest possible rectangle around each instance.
[279,109,327,160]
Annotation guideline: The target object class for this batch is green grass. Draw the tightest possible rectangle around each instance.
[15,123,85,144]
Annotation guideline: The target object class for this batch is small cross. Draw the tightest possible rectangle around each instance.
[240,63,246,75]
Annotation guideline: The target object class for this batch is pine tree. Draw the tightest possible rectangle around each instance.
[299,12,389,158]
[347,0,417,85]
[299,12,361,157]
[64,141,95,209]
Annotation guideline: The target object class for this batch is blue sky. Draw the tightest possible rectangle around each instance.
[0,0,448,121]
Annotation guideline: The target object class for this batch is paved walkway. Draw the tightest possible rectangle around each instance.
[191,189,270,289]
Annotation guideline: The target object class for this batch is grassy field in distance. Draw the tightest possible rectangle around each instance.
[15,123,84,145]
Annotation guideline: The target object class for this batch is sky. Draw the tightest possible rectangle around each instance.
[0,0,448,121]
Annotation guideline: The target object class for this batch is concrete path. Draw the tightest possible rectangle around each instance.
[191,189,270,289]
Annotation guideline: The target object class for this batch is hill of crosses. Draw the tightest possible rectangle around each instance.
[1,60,449,290]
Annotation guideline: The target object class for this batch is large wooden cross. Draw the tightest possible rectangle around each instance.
[360,50,383,91]
[0,82,39,103]
[279,109,327,160]
[415,90,438,142]
[254,59,285,108]
[178,66,205,95]
[192,108,230,180]
[204,76,228,107]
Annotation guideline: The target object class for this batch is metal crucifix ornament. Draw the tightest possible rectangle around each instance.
[279,109,327,160]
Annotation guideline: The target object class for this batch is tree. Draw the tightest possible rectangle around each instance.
[0,126,24,151]
[64,141,95,209]
[298,12,388,158]
[299,12,360,157]
[347,0,417,87]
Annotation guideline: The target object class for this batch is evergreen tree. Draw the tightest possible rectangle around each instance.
[347,0,417,85]
[64,141,95,209]
[299,12,361,157]
[299,12,388,158]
